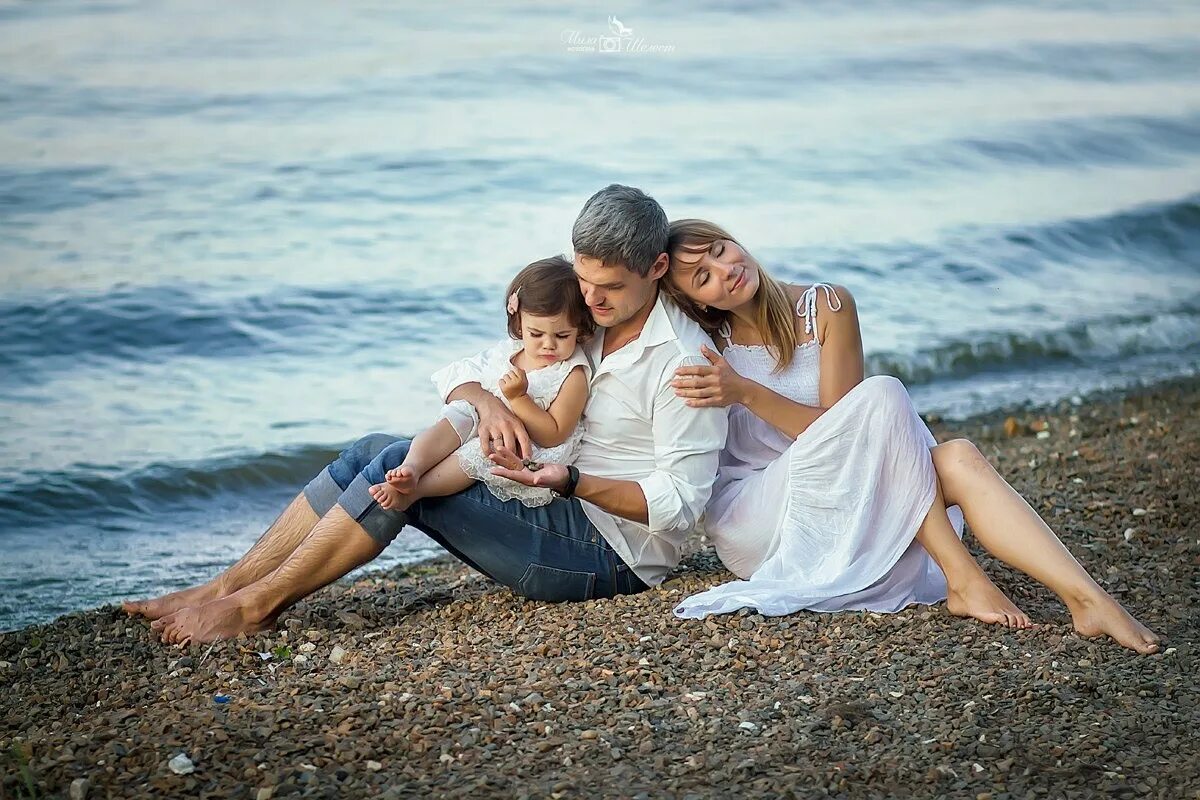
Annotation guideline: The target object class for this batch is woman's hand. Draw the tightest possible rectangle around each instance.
[488,446,569,492]
[671,345,750,408]
[498,366,529,401]
[476,394,532,459]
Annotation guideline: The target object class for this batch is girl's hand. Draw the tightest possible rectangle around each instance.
[671,345,749,408]
[488,447,570,492]
[498,366,529,401]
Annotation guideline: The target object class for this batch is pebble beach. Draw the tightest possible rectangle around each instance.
[3,378,1198,799]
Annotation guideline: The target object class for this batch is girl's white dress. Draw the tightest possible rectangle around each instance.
[433,339,590,508]
[673,283,964,619]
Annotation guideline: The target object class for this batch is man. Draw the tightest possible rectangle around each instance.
[126,184,728,645]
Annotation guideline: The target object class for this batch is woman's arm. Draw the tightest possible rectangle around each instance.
[813,284,864,407]
[503,366,589,449]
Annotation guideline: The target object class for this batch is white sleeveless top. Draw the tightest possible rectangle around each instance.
[714,283,842,496]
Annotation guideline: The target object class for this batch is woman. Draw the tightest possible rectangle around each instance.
[664,219,1159,654]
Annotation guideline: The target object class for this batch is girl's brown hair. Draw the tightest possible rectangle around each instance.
[664,219,800,373]
[506,255,595,341]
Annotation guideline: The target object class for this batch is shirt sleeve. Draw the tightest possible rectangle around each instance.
[430,342,495,402]
[635,353,728,538]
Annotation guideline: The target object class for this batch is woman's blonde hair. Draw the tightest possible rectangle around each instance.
[665,219,800,372]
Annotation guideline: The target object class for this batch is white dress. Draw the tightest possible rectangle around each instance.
[673,284,964,618]
[437,339,590,508]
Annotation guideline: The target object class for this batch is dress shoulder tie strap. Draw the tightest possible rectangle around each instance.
[795,283,843,346]
[717,319,733,345]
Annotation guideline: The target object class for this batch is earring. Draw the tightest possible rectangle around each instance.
[699,303,707,311]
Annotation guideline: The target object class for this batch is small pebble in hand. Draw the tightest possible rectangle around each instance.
[522,459,544,472]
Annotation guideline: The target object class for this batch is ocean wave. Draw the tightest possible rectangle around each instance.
[870,304,1200,385]
[0,282,489,378]
[0,442,344,527]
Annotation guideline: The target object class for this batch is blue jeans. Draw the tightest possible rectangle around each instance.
[302,433,649,602]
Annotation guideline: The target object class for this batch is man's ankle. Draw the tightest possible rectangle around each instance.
[236,585,280,625]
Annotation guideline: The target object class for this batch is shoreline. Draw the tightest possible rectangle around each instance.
[3,375,1197,797]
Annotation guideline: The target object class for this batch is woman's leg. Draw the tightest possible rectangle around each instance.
[932,438,1160,654]
[914,481,1033,629]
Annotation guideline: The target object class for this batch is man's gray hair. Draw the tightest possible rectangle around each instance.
[571,184,669,277]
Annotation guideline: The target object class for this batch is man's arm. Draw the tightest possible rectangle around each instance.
[489,355,727,531]
[634,358,727,534]
[431,344,532,457]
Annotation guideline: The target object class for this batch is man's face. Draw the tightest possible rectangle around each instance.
[573,253,667,328]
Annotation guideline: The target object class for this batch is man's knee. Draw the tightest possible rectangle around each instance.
[360,439,414,485]
[344,433,402,469]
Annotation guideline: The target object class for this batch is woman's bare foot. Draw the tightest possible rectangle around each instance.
[946,573,1033,629]
[153,593,275,646]
[1069,592,1160,654]
[368,481,404,510]
[122,579,225,621]
[385,465,420,493]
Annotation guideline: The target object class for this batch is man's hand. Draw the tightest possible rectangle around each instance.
[498,366,529,401]
[488,446,569,492]
[476,394,532,459]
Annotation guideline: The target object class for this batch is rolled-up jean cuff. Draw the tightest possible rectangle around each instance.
[302,467,345,518]
[336,472,409,547]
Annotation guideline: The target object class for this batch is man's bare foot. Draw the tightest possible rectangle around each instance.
[368,481,404,510]
[1070,592,1160,654]
[946,574,1033,629]
[153,593,275,646]
[385,465,420,494]
[122,579,225,621]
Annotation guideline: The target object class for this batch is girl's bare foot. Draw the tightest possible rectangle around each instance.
[946,573,1033,629]
[122,579,225,621]
[368,481,403,510]
[385,465,420,493]
[1070,592,1160,654]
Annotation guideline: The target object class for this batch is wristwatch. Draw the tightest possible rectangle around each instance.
[554,465,581,499]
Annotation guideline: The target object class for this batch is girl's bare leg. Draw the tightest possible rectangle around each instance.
[932,438,1160,654]
[369,419,463,509]
[369,452,476,511]
[914,480,1033,629]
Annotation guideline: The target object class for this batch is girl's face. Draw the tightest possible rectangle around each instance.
[518,310,579,365]
[669,238,761,312]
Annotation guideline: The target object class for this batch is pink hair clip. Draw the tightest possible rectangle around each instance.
[506,289,520,315]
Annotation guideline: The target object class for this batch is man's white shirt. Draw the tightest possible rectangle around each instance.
[431,294,728,587]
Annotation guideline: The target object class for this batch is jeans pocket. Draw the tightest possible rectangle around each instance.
[517,563,597,603]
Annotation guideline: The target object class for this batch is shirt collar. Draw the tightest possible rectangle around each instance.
[588,292,679,379]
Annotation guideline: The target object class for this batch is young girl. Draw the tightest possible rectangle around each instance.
[367,255,593,510]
